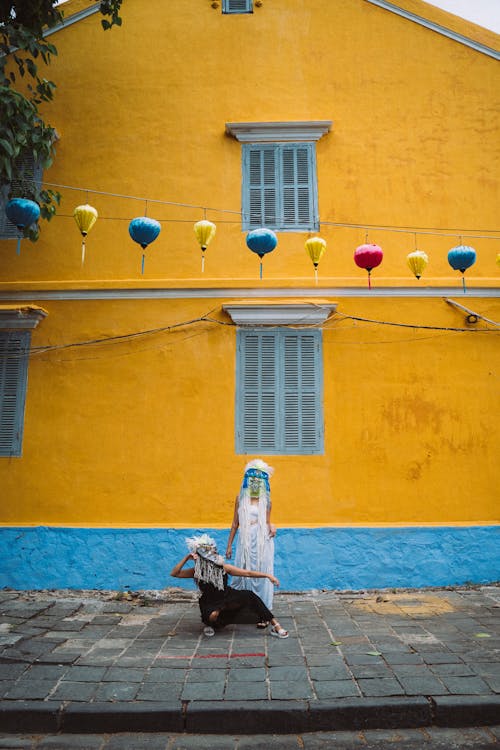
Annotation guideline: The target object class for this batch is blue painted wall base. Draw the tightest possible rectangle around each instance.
[0,526,498,591]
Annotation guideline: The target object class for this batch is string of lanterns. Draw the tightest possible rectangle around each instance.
[3,197,491,292]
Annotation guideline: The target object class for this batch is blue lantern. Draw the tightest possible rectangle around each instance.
[5,198,40,255]
[246,228,278,279]
[129,217,161,274]
[448,245,476,293]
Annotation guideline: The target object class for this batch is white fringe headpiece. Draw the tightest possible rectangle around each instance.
[185,534,225,590]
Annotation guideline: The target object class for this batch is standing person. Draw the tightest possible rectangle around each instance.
[225,459,276,619]
[170,534,288,638]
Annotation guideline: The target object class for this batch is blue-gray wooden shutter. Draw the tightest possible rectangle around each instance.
[236,329,323,454]
[0,154,42,240]
[243,143,317,230]
[243,145,278,229]
[0,331,31,457]
[223,0,253,13]
[281,144,317,230]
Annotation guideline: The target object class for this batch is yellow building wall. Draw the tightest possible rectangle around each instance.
[0,0,498,534]
[1,296,498,526]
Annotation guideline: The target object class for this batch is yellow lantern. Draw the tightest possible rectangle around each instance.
[74,204,98,265]
[496,252,500,270]
[305,236,327,283]
[407,249,429,280]
[194,219,216,272]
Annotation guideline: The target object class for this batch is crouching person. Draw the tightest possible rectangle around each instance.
[170,534,288,638]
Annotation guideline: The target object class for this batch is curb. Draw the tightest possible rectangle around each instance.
[0,697,499,734]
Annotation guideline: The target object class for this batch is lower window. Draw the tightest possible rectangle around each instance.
[0,331,30,457]
[236,328,324,454]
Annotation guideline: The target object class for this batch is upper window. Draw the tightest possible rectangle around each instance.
[222,0,253,13]
[0,153,42,240]
[225,121,331,232]
[242,143,318,231]
[236,328,324,455]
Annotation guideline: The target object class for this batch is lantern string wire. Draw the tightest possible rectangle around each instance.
[0,306,490,361]
[40,181,500,239]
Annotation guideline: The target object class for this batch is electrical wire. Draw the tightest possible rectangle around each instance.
[42,180,500,240]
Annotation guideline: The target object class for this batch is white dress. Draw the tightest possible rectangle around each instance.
[232,500,275,610]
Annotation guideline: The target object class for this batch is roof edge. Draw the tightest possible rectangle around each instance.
[365,0,500,60]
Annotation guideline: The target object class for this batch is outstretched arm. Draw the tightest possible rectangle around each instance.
[225,496,240,559]
[224,562,279,587]
[170,553,195,579]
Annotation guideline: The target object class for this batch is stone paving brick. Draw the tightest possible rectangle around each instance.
[181,681,225,700]
[438,675,493,694]
[49,681,97,701]
[224,681,268,700]
[357,677,406,697]
[270,681,314,699]
[136,682,183,701]
[314,679,360,699]
[94,682,140,701]
[37,734,104,748]
[5,680,54,700]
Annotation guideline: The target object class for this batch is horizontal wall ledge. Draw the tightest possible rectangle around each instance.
[0,287,498,301]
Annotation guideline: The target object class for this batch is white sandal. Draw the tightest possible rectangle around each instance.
[270,626,289,639]
[203,626,215,637]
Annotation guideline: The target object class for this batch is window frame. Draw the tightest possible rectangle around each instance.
[235,327,324,455]
[0,307,47,458]
[242,142,319,232]
[0,153,42,241]
[222,0,253,13]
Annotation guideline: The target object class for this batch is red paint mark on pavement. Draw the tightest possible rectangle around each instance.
[159,652,265,659]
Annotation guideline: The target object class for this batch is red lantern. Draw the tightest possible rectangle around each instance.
[354,243,383,289]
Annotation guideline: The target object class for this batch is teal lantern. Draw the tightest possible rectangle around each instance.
[448,245,476,293]
[246,228,278,279]
[5,198,40,255]
[129,216,161,274]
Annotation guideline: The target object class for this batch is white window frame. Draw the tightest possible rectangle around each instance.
[235,326,324,455]
[0,307,47,457]
[226,121,331,232]
[222,0,253,13]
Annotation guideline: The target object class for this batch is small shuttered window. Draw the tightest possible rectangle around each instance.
[0,154,42,240]
[242,143,318,231]
[222,0,253,13]
[236,328,323,454]
[0,331,30,457]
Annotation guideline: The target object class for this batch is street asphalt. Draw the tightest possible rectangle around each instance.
[0,585,498,736]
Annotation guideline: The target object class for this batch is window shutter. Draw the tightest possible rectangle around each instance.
[281,145,315,229]
[245,146,278,229]
[237,331,279,452]
[0,331,30,456]
[223,0,253,13]
[283,332,322,452]
[236,329,323,454]
[243,143,317,231]
[0,154,42,240]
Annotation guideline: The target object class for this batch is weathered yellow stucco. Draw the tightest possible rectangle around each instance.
[0,0,498,530]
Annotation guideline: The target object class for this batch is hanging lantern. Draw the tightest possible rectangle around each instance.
[305,236,327,284]
[447,244,476,294]
[246,228,278,279]
[407,249,428,280]
[354,243,383,289]
[74,204,98,265]
[194,219,216,273]
[129,216,161,274]
[5,198,40,255]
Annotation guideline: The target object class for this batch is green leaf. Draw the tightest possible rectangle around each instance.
[366,651,382,656]
[474,632,491,638]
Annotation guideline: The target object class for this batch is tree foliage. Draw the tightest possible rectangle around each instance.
[0,0,123,239]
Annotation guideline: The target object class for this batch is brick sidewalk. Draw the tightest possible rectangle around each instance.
[0,586,498,733]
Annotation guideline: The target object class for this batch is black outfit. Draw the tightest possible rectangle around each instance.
[197,572,273,629]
